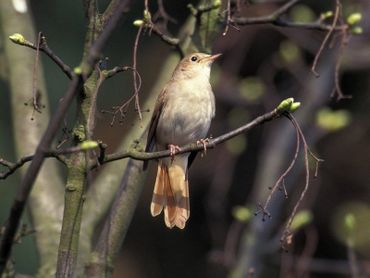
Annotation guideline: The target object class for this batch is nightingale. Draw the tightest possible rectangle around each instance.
[145,52,221,229]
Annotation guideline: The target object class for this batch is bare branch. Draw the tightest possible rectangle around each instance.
[10,32,73,79]
[0,1,132,273]
[280,113,323,250]
[132,25,143,120]
[256,122,301,221]
[0,144,102,179]
[232,0,348,32]
[93,103,288,168]
[311,0,342,77]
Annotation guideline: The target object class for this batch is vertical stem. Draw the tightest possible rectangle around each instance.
[56,154,86,277]
[85,159,146,278]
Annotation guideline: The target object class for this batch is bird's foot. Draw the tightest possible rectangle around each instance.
[196,138,210,157]
[168,144,181,162]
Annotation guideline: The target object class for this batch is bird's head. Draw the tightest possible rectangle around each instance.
[172,52,221,80]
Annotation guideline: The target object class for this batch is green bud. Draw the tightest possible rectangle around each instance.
[322,11,333,19]
[232,206,252,222]
[80,140,99,150]
[143,10,151,21]
[347,13,362,25]
[9,33,26,45]
[133,19,144,27]
[73,67,82,74]
[351,26,363,35]
[290,102,301,112]
[291,210,313,231]
[277,97,294,111]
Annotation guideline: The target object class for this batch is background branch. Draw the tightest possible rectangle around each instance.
[0,0,132,275]
[0,1,64,276]
[232,0,348,32]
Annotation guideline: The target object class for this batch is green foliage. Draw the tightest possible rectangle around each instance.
[226,136,247,155]
[351,26,363,35]
[232,206,252,223]
[316,108,351,131]
[290,5,315,23]
[290,210,313,231]
[332,202,370,251]
[344,213,356,234]
[239,77,265,102]
[198,1,221,52]
[279,40,301,64]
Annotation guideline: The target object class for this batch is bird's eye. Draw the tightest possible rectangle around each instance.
[191,56,198,62]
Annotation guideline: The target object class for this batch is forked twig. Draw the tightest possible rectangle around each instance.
[311,0,342,77]
[256,125,301,221]
[280,113,323,250]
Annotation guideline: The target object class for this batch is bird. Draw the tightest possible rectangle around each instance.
[145,52,221,229]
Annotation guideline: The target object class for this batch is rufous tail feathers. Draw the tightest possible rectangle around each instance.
[151,158,190,229]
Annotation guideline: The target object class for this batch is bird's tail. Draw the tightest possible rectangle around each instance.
[151,157,190,229]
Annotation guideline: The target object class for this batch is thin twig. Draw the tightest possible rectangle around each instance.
[132,25,143,120]
[93,104,287,169]
[11,33,73,79]
[331,29,352,101]
[153,0,176,26]
[101,67,143,126]
[223,0,232,36]
[0,144,103,179]
[32,32,42,113]
[256,124,301,221]
[280,113,323,249]
[232,0,347,32]
[311,0,341,77]
[0,1,132,273]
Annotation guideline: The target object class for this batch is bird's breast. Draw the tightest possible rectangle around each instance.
[156,79,215,147]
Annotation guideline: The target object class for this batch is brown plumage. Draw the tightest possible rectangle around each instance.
[145,52,221,229]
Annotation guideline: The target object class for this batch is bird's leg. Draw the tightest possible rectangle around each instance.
[196,138,210,157]
[168,144,181,162]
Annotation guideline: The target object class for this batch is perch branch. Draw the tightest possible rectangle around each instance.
[93,101,292,167]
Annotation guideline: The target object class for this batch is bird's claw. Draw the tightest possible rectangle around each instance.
[197,138,210,157]
[168,144,181,162]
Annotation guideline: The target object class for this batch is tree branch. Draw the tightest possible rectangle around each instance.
[232,0,348,32]
[0,0,132,274]
[85,159,146,278]
[0,143,101,180]
[0,1,65,276]
[92,104,288,167]
[9,32,73,79]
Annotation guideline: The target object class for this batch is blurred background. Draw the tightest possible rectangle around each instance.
[0,0,370,277]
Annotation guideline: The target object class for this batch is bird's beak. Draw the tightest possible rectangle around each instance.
[201,53,222,64]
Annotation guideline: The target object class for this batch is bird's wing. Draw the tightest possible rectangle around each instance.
[144,87,168,167]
